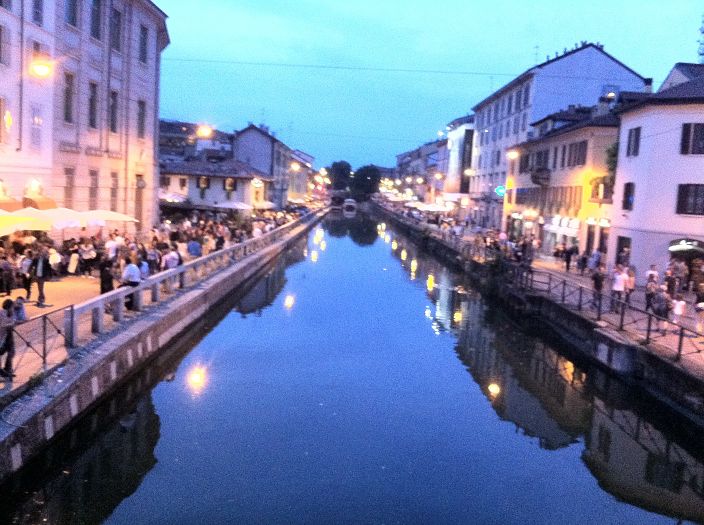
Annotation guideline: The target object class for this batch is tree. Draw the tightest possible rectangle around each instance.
[349,165,381,197]
[329,161,352,191]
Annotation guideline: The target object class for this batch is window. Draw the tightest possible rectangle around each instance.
[64,168,75,208]
[513,116,519,134]
[63,72,75,123]
[88,82,98,129]
[110,172,118,211]
[32,0,43,25]
[507,93,513,114]
[523,84,530,107]
[179,177,187,190]
[567,140,588,167]
[110,8,122,51]
[680,123,704,155]
[0,25,9,66]
[626,127,641,156]
[534,149,549,168]
[159,175,170,188]
[90,0,102,40]
[519,154,529,173]
[30,106,42,148]
[622,182,635,210]
[89,170,99,209]
[521,112,527,131]
[676,184,704,215]
[65,0,78,27]
[560,145,566,168]
[109,90,118,133]
[137,100,146,138]
[552,147,558,169]
[139,25,148,63]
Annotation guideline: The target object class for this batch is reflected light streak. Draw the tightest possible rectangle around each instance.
[426,274,435,292]
[311,250,319,262]
[410,259,418,272]
[186,365,207,395]
[400,249,407,261]
[391,240,398,251]
[320,240,327,252]
[284,294,295,310]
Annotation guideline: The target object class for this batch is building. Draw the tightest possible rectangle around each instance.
[53,0,169,230]
[159,158,271,212]
[470,42,647,230]
[503,101,618,257]
[158,119,233,163]
[0,0,57,210]
[608,69,704,282]
[444,114,474,194]
[288,149,314,204]
[233,123,291,210]
[395,138,448,203]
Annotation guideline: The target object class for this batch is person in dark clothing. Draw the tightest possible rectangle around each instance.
[29,247,51,307]
[645,274,658,313]
[98,255,115,295]
[564,244,577,273]
[591,265,606,309]
[664,270,677,296]
[0,299,16,379]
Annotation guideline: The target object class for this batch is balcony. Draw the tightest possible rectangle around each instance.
[530,167,551,187]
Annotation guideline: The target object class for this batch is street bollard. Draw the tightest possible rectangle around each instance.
[676,326,685,361]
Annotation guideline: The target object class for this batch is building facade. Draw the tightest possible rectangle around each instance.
[233,124,291,210]
[504,103,618,257]
[288,148,314,204]
[0,0,57,209]
[470,42,647,230]
[444,115,474,195]
[608,71,704,282]
[51,0,169,231]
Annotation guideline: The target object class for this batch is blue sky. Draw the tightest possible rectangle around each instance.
[158,0,702,168]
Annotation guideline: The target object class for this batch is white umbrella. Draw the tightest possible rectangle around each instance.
[81,209,139,226]
[0,215,52,235]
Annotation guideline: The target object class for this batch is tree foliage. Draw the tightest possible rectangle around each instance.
[349,165,381,197]
[329,161,352,190]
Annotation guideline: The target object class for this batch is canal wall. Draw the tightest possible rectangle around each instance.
[0,210,325,481]
[370,202,704,425]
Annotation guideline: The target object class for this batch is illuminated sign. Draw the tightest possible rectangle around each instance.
[494,185,506,197]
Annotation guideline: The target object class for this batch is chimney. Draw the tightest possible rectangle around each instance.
[643,78,653,93]
[595,96,610,116]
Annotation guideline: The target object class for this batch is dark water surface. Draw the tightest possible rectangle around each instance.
[2,212,704,524]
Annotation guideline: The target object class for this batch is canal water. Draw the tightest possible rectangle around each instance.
[2,212,704,524]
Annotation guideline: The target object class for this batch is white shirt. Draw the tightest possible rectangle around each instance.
[121,263,141,283]
[612,272,627,292]
[105,240,118,259]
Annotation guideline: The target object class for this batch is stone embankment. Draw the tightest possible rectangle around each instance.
[0,210,325,481]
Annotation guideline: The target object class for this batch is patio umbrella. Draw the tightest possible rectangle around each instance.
[80,209,139,226]
[12,207,85,229]
[0,215,52,236]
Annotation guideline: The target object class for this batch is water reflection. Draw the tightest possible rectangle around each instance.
[379,216,704,522]
[323,212,379,247]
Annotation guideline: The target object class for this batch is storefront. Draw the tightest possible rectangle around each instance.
[542,215,580,254]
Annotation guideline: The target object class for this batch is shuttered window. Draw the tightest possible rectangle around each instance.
[680,123,704,154]
[676,184,704,215]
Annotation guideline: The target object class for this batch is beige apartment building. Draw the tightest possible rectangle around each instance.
[0,0,169,232]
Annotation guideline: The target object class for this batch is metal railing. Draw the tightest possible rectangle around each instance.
[375,201,704,362]
[2,209,323,392]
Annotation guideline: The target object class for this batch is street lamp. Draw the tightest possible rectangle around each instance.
[506,149,519,160]
[29,58,53,79]
[290,162,301,172]
[196,124,214,139]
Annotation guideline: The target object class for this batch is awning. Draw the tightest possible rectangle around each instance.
[0,215,52,235]
[0,197,22,212]
[214,201,253,211]
[158,189,187,203]
[441,193,469,202]
[23,195,57,210]
[254,201,275,210]
[669,238,704,255]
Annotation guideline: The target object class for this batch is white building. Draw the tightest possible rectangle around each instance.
[444,115,474,195]
[0,0,169,233]
[0,0,57,209]
[288,149,314,204]
[470,42,647,230]
[233,124,291,210]
[608,69,704,283]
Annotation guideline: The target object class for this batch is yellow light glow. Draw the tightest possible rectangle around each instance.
[384,234,390,243]
[319,168,328,176]
[391,240,398,251]
[196,125,214,139]
[252,178,263,188]
[405,177,412,184]
[395,180,402,186]
[463,168,474,176]
[27,178,42,195]
[284,294,295,309]
[400,249,407,261]
[290,162,301,172]
[434,172,443,180]
[506,149,519,160]
[3,110,12,132]
[29,59,53,78]
[186,365,207,395]
[416,177,424,184]
[410,259,418,272]
[488,383,501,397]
[311,250,319,262]
[324,177,331,184]
[410,272,416,281]
[308,182,315,190]
[453,311,463,323]
[426,274,435,292]
[320,240,327,251]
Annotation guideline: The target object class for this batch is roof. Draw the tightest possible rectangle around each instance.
[617,75,704,114]
[531,106,593,127]
[672,62,704,81]
[472,43,645,111]
[234,124,290,150]
[160,158,270,179]
[515,109,619,148]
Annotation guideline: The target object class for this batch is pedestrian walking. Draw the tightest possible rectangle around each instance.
[610,265,627,312]
[30,247,51,307]
[0,299,16,379]
[645,274,658,313]
[120,257,141,311]
[591,264,606,310]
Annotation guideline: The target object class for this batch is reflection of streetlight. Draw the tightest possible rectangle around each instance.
[311,250,319,263]
[426,274,435,292]
[196,124,213,139]
[284,294,295,310]
[186,365,207,395]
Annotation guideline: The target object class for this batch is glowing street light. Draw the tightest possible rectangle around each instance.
[196,124,214,139]
[405,177,412,184]
[434,172,443,180]
[506,149,519,160]
[416,177,424,184]
[488,383,501,397]
[290,162,301,172]
[29,59,53,78]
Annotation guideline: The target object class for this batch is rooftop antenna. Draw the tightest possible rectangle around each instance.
[699,14,704,63]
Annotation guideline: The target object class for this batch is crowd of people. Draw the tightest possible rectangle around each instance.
[0,207,309,380]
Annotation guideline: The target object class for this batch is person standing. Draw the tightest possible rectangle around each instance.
[610,265,627,312]
[625,269,636,305]
[591,264,606,310]
[0,299,16,379]
[695,283,704,334]
[671,294,686,330]
[645,274,658,313]
[98,254,115,295]
[30,247,51,307]
[652,286,672,336]
[120,256,141,310]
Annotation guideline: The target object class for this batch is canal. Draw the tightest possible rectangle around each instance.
[1,212,703,524]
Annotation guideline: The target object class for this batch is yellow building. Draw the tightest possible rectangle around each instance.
[504,102,618,257]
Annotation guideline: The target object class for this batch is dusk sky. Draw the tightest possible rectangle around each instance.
[158,0,702,169]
